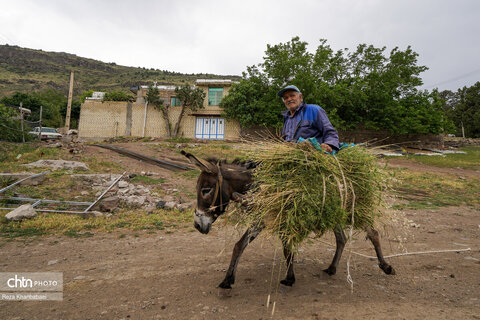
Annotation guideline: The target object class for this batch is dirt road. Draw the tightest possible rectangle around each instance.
[1,203,479,319]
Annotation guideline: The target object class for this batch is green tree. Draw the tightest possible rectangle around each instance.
[221,37,451,134]
[146,85,171,137]
[173,85,206,137]
[0,104,29,142]
[440,83,480,138]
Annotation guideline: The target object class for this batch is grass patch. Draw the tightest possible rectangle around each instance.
[130,175,165,185]
[0,208,193,239]
[165,137,192,143]
[0,142,61,172]
[401,146,480,169]
[391,168,480,210]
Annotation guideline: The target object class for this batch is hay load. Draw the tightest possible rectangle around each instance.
[245,141,387,250]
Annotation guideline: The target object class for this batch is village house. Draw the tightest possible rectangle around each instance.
[78,79,240,140]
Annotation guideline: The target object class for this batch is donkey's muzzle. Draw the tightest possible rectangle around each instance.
[194,209,212,234]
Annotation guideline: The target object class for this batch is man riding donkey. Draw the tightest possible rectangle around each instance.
[182,84,395,289]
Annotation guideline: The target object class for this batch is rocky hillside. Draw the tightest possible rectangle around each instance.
[0,45,239,97]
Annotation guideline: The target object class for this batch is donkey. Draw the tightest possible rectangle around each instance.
[181,150,395,289]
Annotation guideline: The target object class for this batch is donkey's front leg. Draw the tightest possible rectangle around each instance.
[323,227,347,276]
[219,226,262,289]
[365,226,396,275]
[280,243,295,286]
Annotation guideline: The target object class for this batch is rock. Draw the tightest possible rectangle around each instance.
[73,276,85,281]
[5,204,37,221]
[67,129,78,135]
[118,181,129,188]
[25,159,89,171]
[164,201,176,210]
[80,191,89,196]
[126,196,146,207]
[16,154,22,159]
[46,142,62,148]
[141,171,146,176]
[47,260,59,265]
[99,196,120,212]
[118,188,130,195]
[83,211,104,218]
[95,191,102,197]
[163,195,174,202]
[145,204,156,212]
[156,201,166,209]
[128,173,137,179]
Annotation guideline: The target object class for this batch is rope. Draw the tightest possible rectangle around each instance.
[317,238,472,259]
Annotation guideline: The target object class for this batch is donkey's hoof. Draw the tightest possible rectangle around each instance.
[380,263,396,275]
[218,279,233,289]
[280,278,295,286]
[323,266,337,276]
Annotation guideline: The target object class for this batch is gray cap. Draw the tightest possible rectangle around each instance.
[277,85,301,97]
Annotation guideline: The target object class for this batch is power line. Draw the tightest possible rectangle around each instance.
[424,68,480,89]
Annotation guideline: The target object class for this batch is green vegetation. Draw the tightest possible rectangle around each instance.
[0,209,192,239]
[102,90,134,102]
[0,142,122,173]
[402,146,480,169]
[221,37,453,134]
[130,175,165,185]
[0,44,238,100]
[392,169,480,210]
[0,104,34,142]
[440,82,480,138]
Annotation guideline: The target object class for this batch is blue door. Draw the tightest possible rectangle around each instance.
[195,117,225,139]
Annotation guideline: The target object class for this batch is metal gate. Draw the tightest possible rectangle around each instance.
[195,117,225,139]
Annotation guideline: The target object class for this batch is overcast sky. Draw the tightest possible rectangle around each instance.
[0,0,479,91]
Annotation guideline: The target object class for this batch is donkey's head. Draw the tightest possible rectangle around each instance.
[181,150,253,234]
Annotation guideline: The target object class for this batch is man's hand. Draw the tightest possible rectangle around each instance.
[320,143,333,153]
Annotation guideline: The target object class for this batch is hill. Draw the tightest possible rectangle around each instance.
[0,44,240,98]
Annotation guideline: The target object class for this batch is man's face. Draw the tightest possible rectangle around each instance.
[282,90,303,114]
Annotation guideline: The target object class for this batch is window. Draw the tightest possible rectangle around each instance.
[170,96,182,106]
[208,88,223,106]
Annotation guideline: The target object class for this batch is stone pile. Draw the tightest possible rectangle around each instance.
[73,174,194,213]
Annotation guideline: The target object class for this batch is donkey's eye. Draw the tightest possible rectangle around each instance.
[201,188,213,197]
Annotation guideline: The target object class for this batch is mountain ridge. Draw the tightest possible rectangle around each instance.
[0,44,240,98]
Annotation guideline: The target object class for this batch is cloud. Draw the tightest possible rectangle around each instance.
[0,0,479,90]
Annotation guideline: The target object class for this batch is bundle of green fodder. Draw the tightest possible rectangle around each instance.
[245,141,387,250]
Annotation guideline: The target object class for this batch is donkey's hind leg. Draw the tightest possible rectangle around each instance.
[323,227,347,276]
[218,226,262,289]
[366,226,396,275]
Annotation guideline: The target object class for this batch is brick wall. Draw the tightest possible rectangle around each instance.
[78,100,240,140]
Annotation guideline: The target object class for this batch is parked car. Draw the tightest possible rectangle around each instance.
[28,127,63,140]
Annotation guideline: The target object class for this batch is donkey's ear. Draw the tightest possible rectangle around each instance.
[181,150,216,173]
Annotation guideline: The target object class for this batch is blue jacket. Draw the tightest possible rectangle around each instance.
[281,103,340,150]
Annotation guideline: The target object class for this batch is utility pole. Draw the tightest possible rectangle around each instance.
[65,71,74,132]
[38,105,43,141]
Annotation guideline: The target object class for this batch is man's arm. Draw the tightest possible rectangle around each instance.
[315,107,339,151]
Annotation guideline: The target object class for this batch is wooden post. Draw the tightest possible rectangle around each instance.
[38,105,43,141]
[65,71,74,131]
[20,102,25,143]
